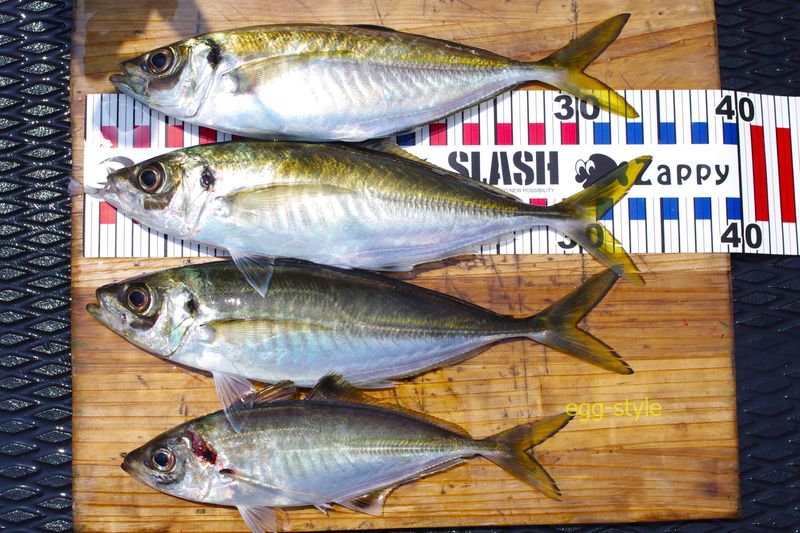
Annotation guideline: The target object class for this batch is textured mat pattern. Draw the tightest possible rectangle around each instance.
[0,1,798,532]
[718,0,800,531]
[0,1,73,532]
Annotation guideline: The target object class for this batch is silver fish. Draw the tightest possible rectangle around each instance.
[95,139,651,294]
[110,15,637,142]
[88,260,629,425]
[122,375,575,533]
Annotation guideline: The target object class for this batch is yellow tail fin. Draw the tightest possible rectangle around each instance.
[482,412,574,500]
[534,14,638,118]
[526,269,631,374]
[549,156,651,285]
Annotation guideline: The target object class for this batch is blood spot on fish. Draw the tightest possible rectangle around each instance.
[188,429,217,465]
[201,166,216,192]
[205,39,222,69]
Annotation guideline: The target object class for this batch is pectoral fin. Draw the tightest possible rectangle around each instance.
[224,184,355,227]
[203,317,336,351]
[237,505,277,533]
[225,51,354,94]
[222,468,319,499]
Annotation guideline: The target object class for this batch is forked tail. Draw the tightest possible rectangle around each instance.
[547,157,652,285]
[482,412,574,499]
[531,13,638,118]
[525,268,632,374]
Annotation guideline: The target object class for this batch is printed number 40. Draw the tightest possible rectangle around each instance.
[721,221,762,248]
[715,94,755,122]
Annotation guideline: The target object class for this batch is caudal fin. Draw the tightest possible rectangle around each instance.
[533,14,638,118]
[549,157,651,285]
[482,412,574,500]
[526,268,632,374]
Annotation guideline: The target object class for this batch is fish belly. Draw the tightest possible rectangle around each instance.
[177,322,505,387]
[201,59,522,141]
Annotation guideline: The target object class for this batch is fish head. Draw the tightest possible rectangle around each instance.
[122,422,216,503]
[87,269,199,358]
[110,37,218,119]
[99,151,213,238]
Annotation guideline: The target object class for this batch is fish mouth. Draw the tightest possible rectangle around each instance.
[93,178,126,214]
[86,293,126,333]
[110,72,144,98]
[120,458,149,487]
[86,301,112,328]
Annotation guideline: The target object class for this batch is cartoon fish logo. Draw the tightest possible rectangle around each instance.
[575,154,624,188]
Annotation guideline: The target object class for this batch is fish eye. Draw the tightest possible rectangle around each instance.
[125,284,151,313]
[147,48,174,75]
[137,165,163,193]
[151,447,175,472]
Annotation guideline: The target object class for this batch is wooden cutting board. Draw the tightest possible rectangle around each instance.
[69,1,739,531]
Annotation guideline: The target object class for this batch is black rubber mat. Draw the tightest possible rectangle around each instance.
[718,1,800,530]
[0,1,798,532]
[0,1,73,532]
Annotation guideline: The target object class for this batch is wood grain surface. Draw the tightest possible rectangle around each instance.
[70,0,738,531]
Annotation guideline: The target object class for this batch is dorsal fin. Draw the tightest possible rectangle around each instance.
[307,375,471,438]
[252,380,299,406]
[307,374,376,403]
[355,138,433,167]
[350,24,398,32]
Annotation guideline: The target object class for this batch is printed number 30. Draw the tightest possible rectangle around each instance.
[721,221,762,248]
[554,94,600,121]
[558,223,606,249]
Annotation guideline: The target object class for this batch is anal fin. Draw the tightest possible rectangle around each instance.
[229,251,274,297]
[237,505,277,533]
[214,372,299,431]
[336,486,394,517]
[212,371,256,432]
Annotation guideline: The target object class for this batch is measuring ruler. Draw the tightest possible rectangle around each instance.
[81,89,799,259]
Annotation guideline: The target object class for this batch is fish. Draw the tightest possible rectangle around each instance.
[109,14,638,142]
[121,375,575,533]
[94,139,651,294]
[87,259,629,425]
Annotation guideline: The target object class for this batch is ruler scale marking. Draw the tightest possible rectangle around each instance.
[81,90,800,259]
